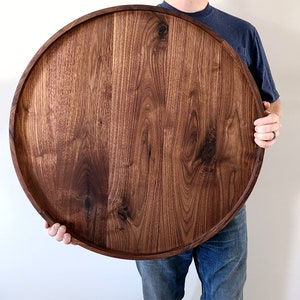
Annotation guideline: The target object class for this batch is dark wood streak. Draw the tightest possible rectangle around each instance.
[197,127,217,168]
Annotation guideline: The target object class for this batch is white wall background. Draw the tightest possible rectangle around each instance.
[0,0,299,299]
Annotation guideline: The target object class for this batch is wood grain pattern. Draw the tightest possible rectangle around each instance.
[9,5,264,259]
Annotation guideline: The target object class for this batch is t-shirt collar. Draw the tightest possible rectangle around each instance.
[159,1,213,18]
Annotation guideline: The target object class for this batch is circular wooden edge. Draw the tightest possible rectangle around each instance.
[9,5,265,259]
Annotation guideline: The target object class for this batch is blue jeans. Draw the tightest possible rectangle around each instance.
[136,206,247,300]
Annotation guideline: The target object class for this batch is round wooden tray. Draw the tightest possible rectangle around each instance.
[10,5,264,259]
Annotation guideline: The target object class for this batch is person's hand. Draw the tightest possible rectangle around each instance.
[45,222,72,244]
[254,101,281,148]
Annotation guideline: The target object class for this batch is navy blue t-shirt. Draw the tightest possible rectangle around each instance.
[159,1,279,102]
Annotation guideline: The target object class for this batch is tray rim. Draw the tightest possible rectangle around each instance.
[9,4,265,259]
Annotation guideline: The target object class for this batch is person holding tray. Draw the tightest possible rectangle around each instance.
[46,1,281,299]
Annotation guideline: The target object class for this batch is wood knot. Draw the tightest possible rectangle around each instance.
[118,208,130,221]
[85,197,91,211]
[116,198,131,222]
[158,22,168,40]
[197,128,217,166]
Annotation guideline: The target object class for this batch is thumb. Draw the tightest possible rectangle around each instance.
[263,101,271,114]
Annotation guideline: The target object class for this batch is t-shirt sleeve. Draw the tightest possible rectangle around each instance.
[248,28,280,102]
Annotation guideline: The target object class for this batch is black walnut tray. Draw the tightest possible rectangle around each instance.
[9,5,264,259]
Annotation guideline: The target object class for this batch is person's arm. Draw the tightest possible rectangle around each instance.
[45,222,72,244]
[254,99,282,148]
